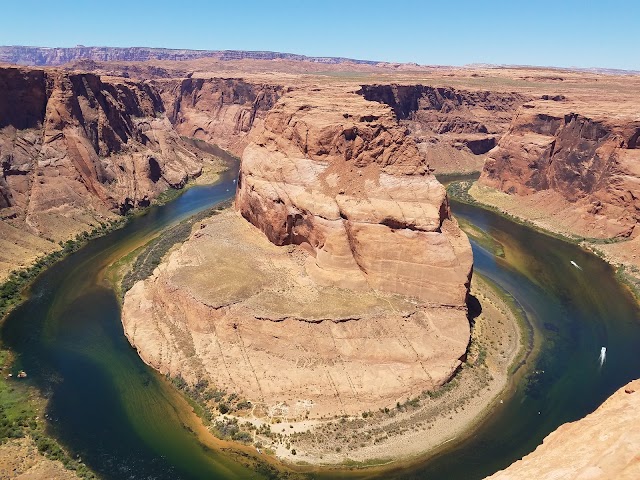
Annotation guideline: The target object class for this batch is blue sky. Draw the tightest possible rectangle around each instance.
[1,0,638,70]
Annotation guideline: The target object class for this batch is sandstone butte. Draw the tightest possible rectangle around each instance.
[122,85,474,418]
[2,50,640,475]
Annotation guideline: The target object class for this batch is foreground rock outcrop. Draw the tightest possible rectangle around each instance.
[123,86,473,418]
[486,379,640,480]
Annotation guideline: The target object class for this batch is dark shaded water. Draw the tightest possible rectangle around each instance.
[360,199,640,479]
[2,160,266,479]
[2,167,640,479]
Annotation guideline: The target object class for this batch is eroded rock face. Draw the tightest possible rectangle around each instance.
[358,84,530,173]
[236,87,473,305]
[0,66,216,276]
[485,379,640,480]
[123,86,473,418]
[123,211,471,417]
[480,101,640,238]
[157,77,283,156]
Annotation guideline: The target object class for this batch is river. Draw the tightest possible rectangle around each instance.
[2,161,639,480]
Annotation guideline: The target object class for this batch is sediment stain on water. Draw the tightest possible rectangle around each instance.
[2,162,640,479]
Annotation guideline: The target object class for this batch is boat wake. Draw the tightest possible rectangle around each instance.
[599,346,607,367]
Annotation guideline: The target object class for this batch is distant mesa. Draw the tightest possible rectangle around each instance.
[0,45,384,67]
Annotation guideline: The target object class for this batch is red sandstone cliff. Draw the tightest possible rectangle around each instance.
[0,66,290,278]
[480,99,640,238]
[155,77,283,156]
[0,66,226,276]
[236,86,473,305]
[0,66,209,222]
[358,84,530,173]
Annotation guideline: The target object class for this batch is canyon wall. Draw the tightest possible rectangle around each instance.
[156,77,283,156]
[0,66,288,278]
[0,66,212,276]
[479,99,640,238]
[358,84,530,173]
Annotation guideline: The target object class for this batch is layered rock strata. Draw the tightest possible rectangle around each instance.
[0,66,216,276]
[123,211,471,417]
[123,87,473,417]
[480,100,640,239]
[358,84,530,174]
[236,87,473,304]
[156,77,283,156]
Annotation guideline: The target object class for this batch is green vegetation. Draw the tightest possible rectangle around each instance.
[448,180,640,307]
[0,350,96,478]
[153,186,186,206]
[212,417,253,443]
[457,217,505,257]
[166,372,256,435]
[0,217,128,479]
[475,274,533,377]
[0,178,234,479]
[446,181,584,244]
[0,218,127,320]
[0,350,36,442]
[424,377,460,400]
[447,180,631,246]
[338,457,393,468]
[434,171,481,187]
[615,264,640,303]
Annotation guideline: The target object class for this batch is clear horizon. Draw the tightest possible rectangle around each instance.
[1,0,638,70]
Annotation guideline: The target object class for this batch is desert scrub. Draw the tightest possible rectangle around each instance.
[212,417,253,443]
[167,373,253,427]
[615,265,640,303]
[447,181,588,244]
[121,201,232,295]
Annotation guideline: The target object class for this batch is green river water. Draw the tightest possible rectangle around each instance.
[2,161,639,479]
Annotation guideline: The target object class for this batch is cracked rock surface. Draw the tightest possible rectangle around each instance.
[123,87,473,417]
[122,211,470,417]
